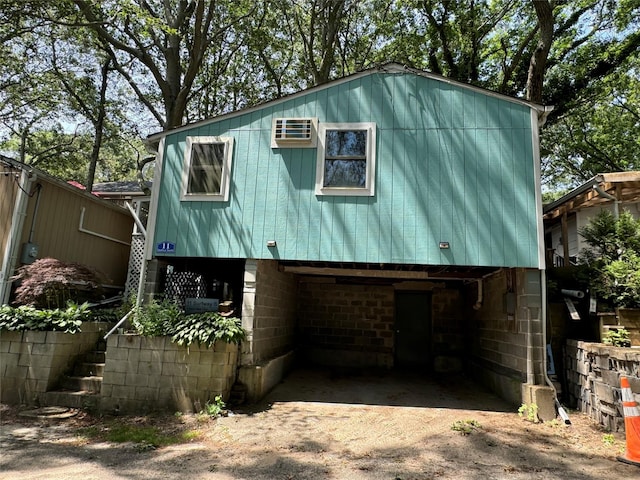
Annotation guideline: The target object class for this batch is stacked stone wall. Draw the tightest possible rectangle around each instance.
[565,340,640,432]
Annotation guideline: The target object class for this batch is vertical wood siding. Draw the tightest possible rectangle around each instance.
[17,178,133,285]
[0,176,18,261]
[155,72,539,268]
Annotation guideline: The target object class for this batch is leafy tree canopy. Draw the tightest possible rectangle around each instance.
[0,0,638,190]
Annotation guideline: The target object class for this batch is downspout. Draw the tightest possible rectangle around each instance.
[472,279,483,310]
[541,269,571,424]
[1,170,36,304]
[593,184,619,219]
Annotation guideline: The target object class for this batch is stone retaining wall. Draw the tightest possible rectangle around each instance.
[0,322,108,405]
[565,340,640,431]
[100,335,238,414]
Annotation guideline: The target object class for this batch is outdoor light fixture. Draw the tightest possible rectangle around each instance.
[439,241,450,249]
[266,240,277,247]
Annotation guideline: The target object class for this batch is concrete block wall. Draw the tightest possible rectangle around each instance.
[565,340,640,432]
[432,287,464,372]
[467,268,545,405]
[0,322,108,405]
[297,278,395,367]
[100,335,238,414]
[251,260,297,363]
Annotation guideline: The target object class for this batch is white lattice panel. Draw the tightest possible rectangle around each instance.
[124,234,145,299]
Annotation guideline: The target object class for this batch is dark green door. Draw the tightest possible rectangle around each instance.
[395,291,432,369]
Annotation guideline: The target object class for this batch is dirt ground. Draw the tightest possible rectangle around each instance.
[1,368,639,479]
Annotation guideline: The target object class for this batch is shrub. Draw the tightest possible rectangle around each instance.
[132,298,182,336]
[11,258,107,308]
[171,312,245,348]
[602,328,631,347]
[131,299,245,348]
[579,210,640,308]
[0,302,91,334]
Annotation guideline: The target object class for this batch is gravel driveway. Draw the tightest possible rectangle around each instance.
[1,368,638,479]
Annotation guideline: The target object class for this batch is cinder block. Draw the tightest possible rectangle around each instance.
[119,335,142,349]
[108,347,129,361]
[125,373,149,387]
[137,361,162,376]
[111,385,132,399]
[188,363,213,378]
[521,384,556,422]
[21,331,47,344]
[104,371,126,386]
[134,386,157,401]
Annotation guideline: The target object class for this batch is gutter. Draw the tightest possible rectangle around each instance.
[541,269,571,424]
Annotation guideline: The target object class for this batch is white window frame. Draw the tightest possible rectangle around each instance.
[181,136,234,202]
[315,122,376,196]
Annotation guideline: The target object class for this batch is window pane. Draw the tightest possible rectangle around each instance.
[324,159,367,187]
[325,130,367,157]
[188,143,224,194]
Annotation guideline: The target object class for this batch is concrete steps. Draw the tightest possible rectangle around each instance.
[40,340,106,409]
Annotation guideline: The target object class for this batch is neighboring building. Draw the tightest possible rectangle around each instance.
[543,172,640,267]
[92,180,151,299]
[0,156,134,304]
[141,63,553,406]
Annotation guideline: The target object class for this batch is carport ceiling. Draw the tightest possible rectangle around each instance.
[279,261,501,281]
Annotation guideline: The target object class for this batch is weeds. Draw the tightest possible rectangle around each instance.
[602,433,615,446]
[451,419,482,435]
[518,403,539,423]
[78,421,200,448]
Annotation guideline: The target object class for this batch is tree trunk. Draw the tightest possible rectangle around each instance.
[526,0,553,103]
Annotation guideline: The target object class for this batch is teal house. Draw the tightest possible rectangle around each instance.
[144,64,554,408]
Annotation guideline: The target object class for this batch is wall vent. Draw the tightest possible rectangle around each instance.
[271,117,317,148]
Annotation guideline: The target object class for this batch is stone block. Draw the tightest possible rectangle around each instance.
[601,369,620,387]
[521,384,556,422]
[593,380,616,404]
[108,347,129,361]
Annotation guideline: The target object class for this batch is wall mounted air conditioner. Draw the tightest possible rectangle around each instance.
[271,117,318,148]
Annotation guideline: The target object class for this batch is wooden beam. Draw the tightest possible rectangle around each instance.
[561,211,570,263]
[282,266,433,279]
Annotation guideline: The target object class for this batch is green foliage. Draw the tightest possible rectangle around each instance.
[518,403,539,423]
[579,210,640,308]
[451,419,482,435]
[78,422,198,447]
[602,433,615,446]
[602,328,631,347]
[132,298,182,337]
[132,299,245,348]
[201,395,226,418]
[171,312,245,348]
[0,302,91,334]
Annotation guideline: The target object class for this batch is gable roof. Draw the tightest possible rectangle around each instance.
[147,62,552,143]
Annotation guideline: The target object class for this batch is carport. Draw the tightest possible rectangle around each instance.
[235,259,547,408]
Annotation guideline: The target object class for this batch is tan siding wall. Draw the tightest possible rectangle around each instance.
[18,178,133,286]
[0,176,18,261]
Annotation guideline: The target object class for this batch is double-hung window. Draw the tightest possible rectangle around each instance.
[181,136,234,201]
[315,122,376,196]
